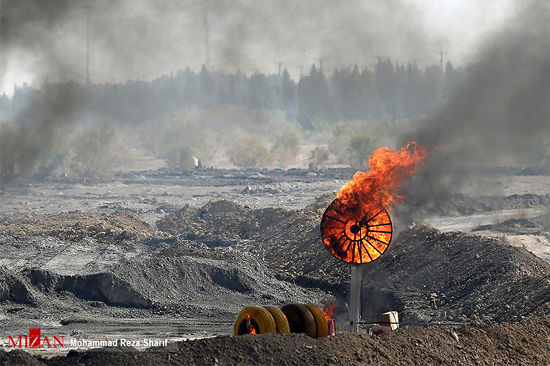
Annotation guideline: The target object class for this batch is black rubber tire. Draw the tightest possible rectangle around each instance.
[263,306,290,334]
[305,304,329,338]
[234,306,276,336]
[281,303,317,338]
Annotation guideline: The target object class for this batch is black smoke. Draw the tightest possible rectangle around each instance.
[398,0,550,220]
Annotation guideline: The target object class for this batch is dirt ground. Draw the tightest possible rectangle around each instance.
[1,319,549,366]
[0,168,549,364]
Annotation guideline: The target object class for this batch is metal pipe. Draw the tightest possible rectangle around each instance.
[349,265,363,332]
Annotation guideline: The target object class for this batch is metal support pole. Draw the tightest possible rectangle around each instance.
[349,265,363,332]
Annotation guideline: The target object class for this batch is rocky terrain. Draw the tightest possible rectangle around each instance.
[0,168,549,364]
[0,211,156,242]
[158,196,550,325]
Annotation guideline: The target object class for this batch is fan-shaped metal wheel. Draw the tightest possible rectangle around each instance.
[320,198,393,264]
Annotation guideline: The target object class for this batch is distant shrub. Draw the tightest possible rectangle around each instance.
[329,118,393,168]
[308,147,329,169]
[228,136,273,168]
[348,135,374,170]
[140,114,212,171]
[0,121,26,178]
[69,123,125,181]
[271,130,300,168]
[164,146,196,171]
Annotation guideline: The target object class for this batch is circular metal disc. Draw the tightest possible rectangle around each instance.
[320,198,393,264]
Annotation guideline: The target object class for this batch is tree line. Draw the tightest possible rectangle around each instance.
[0,58,464,128]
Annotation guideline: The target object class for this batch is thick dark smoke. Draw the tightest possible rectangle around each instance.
[0,0,89,84]
[2,0,546,189]
[1,0,433,85]
[0,0,434,183]
[209,0,431,72]
[0,83,87,179]
[398,0,550,220]
[0,0,91,181]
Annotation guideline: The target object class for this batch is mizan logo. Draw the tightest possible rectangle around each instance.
[8,328,64,349]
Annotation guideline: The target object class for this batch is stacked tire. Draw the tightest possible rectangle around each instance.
[234,303,328,338]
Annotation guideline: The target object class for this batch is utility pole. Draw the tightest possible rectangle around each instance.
[319,57,323,73]
[0,0,6,189]
[275,61,283,76]
[203,9,210,68]
[85,2,91,84]
[0,0,5,91]
[0,0,3,188]
[435,49,448,100]
[438,49,448,71]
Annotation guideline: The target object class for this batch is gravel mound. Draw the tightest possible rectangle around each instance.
[157,200,288,240]
[108,248,325,315]
[0,266,33,304]
[3,319,548,366]
[0,241,324,316]
[256,194,348,292]
[157,196,550,324]
[257,201,550,323]
[436,193,550,216]
[0,211,156,243]
[157,194,345,291]
[472,218,540,234]
[362,226,550,323]
[26,269,152,308]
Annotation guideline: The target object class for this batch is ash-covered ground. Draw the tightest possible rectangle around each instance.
[0,168,549,362]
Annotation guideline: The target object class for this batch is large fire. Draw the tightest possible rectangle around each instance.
[321,142,426,264]
[338,142,427,215]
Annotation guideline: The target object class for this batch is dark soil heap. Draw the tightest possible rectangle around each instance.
[363,226,550,323]
[157,194,348,291]
[0,266,32,303]
[156,200,288,240]
[158,196,550,324]
[431,193,550,216]
[0,211,156,242]
[472,218,541,234]
[2,319,548,366]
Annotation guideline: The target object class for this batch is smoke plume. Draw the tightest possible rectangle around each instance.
[0,0,437,183]
[1,0,434,86]
[399,0,550,219]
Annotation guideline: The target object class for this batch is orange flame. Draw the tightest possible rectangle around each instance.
[337,142,427,216]
[320,142,426,264]
[323,300,336,320]
[247,315,256,334]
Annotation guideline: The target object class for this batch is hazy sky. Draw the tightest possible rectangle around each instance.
[407,0,515,60]
[0,0,516,95]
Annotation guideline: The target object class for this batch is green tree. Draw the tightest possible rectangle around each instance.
[297,65,329,129]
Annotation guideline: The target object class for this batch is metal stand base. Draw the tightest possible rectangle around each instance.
[349,265,363,332]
